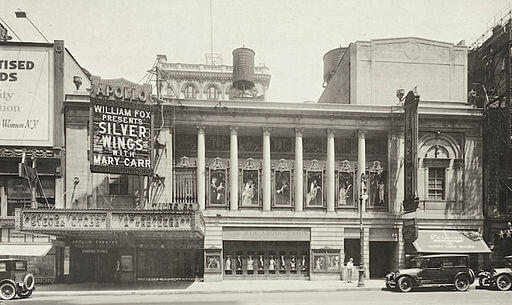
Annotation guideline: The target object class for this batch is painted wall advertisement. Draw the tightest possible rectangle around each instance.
[89,78,153,175]
[0,48,52,146]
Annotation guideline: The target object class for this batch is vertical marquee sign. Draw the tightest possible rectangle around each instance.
[403,89,420,214]
[89,77,153,175]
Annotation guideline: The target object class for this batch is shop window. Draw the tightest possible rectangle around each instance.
[120,255,133,272]
[312,250,340,272]
[428,168,445,200]
[206,86,219,100]
[108,175,128,195]
[184,85,197,99]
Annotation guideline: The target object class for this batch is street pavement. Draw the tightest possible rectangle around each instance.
[3,289,512,305]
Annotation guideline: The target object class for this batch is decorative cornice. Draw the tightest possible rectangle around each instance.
[295,128,304,137]
[0,147,61,159]
[229,125,239,135]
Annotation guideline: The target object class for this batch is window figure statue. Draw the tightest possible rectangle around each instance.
[269,256,276,271]
[242,178,255,205]
[236,256,242,270]
[280,256,286,270]
[290,256,296,270]
[301,256,307,271]
[225,256,231,271]
[306,179,322,206]
[258,256,264,270]
[247,256,254,271]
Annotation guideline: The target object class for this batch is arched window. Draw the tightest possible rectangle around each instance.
[206,86,219,100]
[184,85,196,99]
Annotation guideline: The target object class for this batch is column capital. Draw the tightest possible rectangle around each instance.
[327,128,336,137]
[197,124,206,133]
[295,127,304,137]
[262,127,272,136]
[229,125,239,135]
[357,129,367,138]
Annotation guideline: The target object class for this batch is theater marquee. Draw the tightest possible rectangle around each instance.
[89,78,153,175]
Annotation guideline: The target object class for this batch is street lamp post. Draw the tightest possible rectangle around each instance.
[358,174,368,287]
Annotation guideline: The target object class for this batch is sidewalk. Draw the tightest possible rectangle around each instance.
[35,279,386,296]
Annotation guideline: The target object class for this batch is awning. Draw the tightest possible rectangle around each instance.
[0,244,53,256]
[413,230,491,254]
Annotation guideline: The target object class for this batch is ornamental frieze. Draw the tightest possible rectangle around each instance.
[0,146,60,159]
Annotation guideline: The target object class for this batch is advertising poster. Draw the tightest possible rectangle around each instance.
[90,95,153,175]
[0,48,52,146]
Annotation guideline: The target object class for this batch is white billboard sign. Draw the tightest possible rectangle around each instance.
[0,48,52,146]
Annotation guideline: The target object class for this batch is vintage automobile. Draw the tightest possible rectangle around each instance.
[0,259,35,300]
[385,254,475,292]
[477,255,512,291]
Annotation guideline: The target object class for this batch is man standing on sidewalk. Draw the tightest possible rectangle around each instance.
[346,258,354,283]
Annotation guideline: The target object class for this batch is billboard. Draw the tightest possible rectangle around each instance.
[0,48,52,146]
[90,95,153,175]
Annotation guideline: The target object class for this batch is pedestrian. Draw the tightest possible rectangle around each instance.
[346,258,354,283]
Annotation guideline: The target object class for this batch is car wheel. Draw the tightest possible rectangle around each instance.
[0,282,16,300]
[397,276,413,293]
[496,274,512,291]
[17,289,33,299]
[455,275,470,291]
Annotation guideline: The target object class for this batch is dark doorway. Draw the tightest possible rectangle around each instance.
[70,249,117,283]
[344,239,360,266]
[369,241,395,278]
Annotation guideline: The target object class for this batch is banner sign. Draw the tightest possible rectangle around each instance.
[0,48,52,146]
[16,209,205,235]
[403,89,420,214]
[89,95,153,175]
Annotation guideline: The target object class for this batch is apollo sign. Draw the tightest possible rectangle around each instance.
[89,77,153,175]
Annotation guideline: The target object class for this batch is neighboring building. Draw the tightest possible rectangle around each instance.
[155,54,271,101]
[0,40,90,283]
[468,17,512,264]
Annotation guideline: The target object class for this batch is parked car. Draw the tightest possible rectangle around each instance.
[0,259,35,300]
[477,255,512,291]
[385,254,475,292]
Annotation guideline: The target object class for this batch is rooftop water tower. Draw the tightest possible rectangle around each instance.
[231,47,258,99]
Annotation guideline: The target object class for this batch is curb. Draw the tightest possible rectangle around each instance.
[35,286,384,297]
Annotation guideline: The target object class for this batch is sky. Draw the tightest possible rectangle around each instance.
[1,0,511,102]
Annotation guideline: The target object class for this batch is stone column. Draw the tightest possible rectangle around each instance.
[295,128,304,211]
[156,127,173,205]
[262,128,272,211]
[197,125,206,210]
[229,126,239,211]
[357,130,367,212]
[363,227,370,278]
[327,128,336,212]
[54,177,64,209]
[0,177,7,217]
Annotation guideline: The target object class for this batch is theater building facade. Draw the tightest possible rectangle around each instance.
[161,37,486,281]
[14,37,488,282]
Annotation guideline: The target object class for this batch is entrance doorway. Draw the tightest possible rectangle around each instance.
[71,249,117,283]
[369,241,395,278]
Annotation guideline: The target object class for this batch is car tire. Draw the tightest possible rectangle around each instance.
[496,274,512,291]
[397,276,413,293]
[455,275,470,291]
[17,289,33,299]
[23,273,35,291]
[0,282,16,300]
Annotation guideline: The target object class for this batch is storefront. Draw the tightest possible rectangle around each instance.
[0,228,63,283]
[15,207,205,283]
[407,229,491,270]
